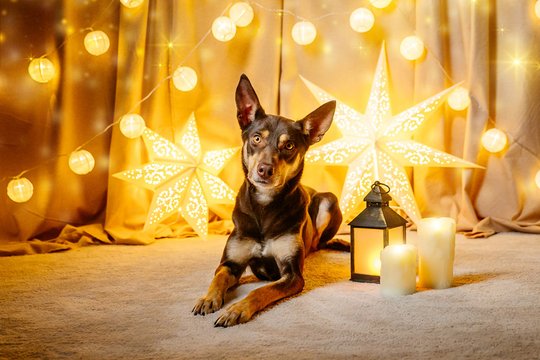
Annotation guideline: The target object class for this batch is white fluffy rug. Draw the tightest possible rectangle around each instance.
[1,232,539,359]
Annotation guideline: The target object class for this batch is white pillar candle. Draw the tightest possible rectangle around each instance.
[417,217,456,289]
[380,244,418,296]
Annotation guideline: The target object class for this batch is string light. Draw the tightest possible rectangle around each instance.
[229,2,254,27]
[535,0,540,19]
[120,114,146,139]
[349,8,375,33]
[481,128,507,153]
[172,66,198,92]
[447,86,470,111]
[400,35,424,60]
[7,178,34,203]
[28,58,56,83]
[370,0,392,9]
[120,0,144,8]
[84,30,110,56]
[212,16,236,42]
[291,21,317,46]
[68,150,95,175]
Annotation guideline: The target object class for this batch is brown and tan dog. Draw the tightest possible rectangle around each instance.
[192,74,346,327]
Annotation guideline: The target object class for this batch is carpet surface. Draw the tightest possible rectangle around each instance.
[1,232,539,359]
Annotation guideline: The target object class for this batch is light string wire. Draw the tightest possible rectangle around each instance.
[4,0,539,191]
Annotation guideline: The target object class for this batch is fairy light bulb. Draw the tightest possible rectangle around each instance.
[120,114,146,139]
[535,170,540,189]
[7,177,34,203]
[481,128,507,153]
[370,0,392,9]
[172,66,198,92]
[291,21,317,46]
[69,150,95,175]
[120,0,144,8]
[229,2,254,27]
[28,58,55,83]
[84,30,110,56]
[212,16,236,42]
[350,8,375,33]
[400,35,424,61]
[447,86,471,111]
[535,0,540,19]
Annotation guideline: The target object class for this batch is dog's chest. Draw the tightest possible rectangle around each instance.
[227,234,299,264]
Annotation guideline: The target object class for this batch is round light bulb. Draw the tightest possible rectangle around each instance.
[28,58,55,83]
[370,0,392,9]
[535,170,540,189]
[172,66,198,92]
[84,30,110,56]
[447,86,471,111]
[69,150,95,175]
[291,21,317,46]
[229,2,254,27]
[350,8,375,33]
[7,177,34,203]
[400,35,425,61]
[212,16,237,42]
[536,0,540,19]
[120,0,144,8]
[481,128,507,153]
[120,114,146,139]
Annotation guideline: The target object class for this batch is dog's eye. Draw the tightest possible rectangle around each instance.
[252,134,262,144]
[285,142,295,151]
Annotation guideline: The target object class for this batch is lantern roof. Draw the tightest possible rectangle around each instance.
[364,181,392,203]
[349,181,407,229]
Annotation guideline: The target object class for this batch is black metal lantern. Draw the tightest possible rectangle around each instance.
[349,181,407,283]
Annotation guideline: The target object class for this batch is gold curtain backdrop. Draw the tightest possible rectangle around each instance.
[0,0,539,255]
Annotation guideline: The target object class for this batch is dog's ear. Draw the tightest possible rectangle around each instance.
[235,74,265,130]
[300,100,336,145]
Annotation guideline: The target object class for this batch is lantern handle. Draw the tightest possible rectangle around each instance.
[372,181,390,194]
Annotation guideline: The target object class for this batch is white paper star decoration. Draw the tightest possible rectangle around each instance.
[302,45,480,223]
[113,113,239,236]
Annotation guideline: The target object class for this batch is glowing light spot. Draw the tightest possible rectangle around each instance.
[370,0,392,9]
[212,16,236,42]
[447,86,470,111]
[291,21,317,46]
[7,177,34,203]
[84,30,110,56]
[28,58,56,83]
[400,35,424,61]
[69,150,95,175]
[350,8,375,33]
[229,2,254,27]
[172,66,198,92]
[481,128,507,153]
[120,114,146,139]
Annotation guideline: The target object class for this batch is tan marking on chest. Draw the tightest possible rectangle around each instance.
[263,234,301,263]
[226,237,261,264]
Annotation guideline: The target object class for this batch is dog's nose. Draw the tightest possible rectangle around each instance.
[257,163,274,179]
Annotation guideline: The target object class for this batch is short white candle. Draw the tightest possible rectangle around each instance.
[380,244,417,296]
[417,217,456,289]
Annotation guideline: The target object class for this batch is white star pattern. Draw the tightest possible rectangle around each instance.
[302,45,480,223]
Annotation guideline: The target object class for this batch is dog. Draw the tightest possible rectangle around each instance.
[192,74,346,327]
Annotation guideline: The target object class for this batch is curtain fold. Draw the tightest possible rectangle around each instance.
[1,0,539,256]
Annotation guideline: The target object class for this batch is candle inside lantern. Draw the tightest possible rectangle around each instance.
[417,217,456,289]
[380,244,417,296]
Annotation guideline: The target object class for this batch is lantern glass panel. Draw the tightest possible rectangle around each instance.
[353,227,383,277]
[388,226,405,246]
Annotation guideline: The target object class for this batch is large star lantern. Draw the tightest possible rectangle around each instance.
[113,113,239,237]
[302,45,480,223]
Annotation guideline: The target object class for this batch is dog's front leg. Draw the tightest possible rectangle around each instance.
[192,263,241,315]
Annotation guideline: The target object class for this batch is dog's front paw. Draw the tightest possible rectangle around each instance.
[192,294,224,316]
[214,300,255,327]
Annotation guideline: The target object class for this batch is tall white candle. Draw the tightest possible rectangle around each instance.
[417,217,456,289]
[380,244,418,296]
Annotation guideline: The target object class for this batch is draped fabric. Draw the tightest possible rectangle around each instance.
[1,0,539,255]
